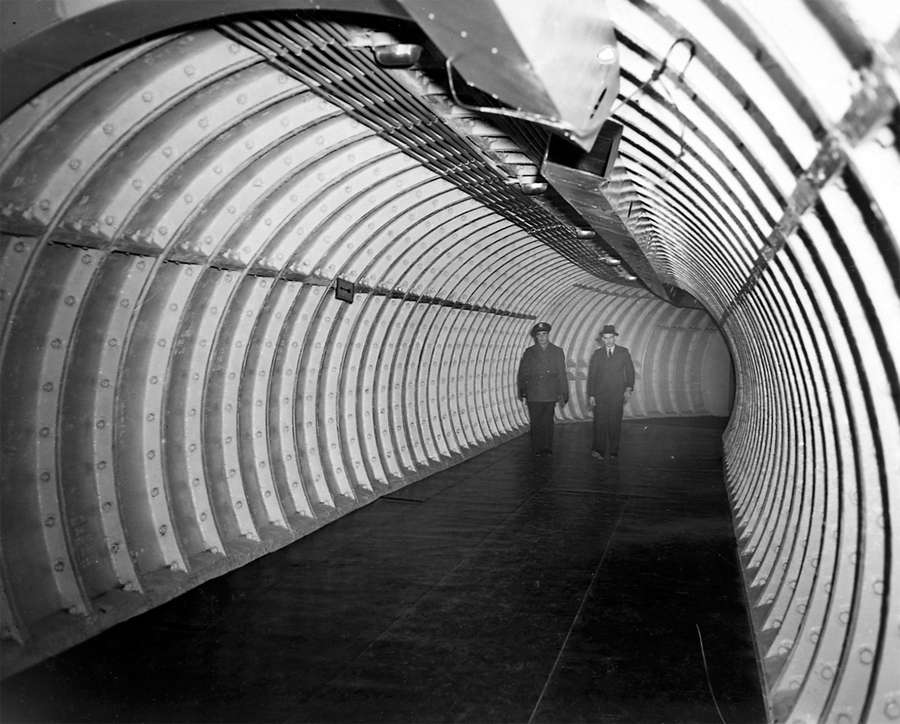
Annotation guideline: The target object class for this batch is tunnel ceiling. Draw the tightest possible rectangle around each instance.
[1,2,899,723]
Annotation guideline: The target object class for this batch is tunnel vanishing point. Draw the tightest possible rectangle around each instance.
[0,1,898,722]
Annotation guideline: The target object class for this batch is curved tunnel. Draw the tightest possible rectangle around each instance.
[0,1,898,722]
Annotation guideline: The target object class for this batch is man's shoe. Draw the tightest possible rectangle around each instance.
[591,451,605,460]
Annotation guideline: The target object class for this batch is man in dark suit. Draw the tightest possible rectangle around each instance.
[517,322,569,456]
[587,324,635,460]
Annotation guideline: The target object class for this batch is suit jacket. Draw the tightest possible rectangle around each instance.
[517,343,569,403]
[587,345,635,399]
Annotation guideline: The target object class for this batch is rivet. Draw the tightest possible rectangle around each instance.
[157,339,166,348]
[45,516,55,527]
[192,477,200,487]
[100,378,110,388]
[200,512,208,522]
[132,179,143,190]
[111,542,120,554]
[162,146,172,157]
[96,419,105,429]
[120,298,130,308]
[69,159,81,170]
[198,117,208,128]
[64,295,76,306]
[150,376,158,384]
[102,501,113,512]
[886,698,900,719]
[821,665,834,680]
[237,94,247,104]
[873,579,884,595]
[146,413,155,422]
[42,381,53,392]
[859,647,874,664]
[40,471,51,482]
[39,426,51,437]
[146,450,156,459]
[151,487,159,497]
[235,500,243,508]
[158,524,167,536]
[108,338,118,347]
[54,560,65,572]
[103,123,115,135]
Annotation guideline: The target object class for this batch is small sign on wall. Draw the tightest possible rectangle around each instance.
[335,278,355,303]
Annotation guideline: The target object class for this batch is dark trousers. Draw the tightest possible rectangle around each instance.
[527,401,555,453]
[593,395,624,455]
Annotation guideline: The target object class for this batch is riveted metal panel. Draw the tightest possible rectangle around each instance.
[204,277,264,543]
[164,269,235,556]
[2,33,259,237]
[114,261,192,575]
[308,294,359,504]
[323,289,377,492]
[174,114,359,263]
[295,286,348,504]
[270,284,326,513]
[65,253,149,595]
[0,236,36,339]
[72,65,300,251]
[214,275,287,531]
[240,279,299,527]
[235,134,390,272]
[0,244,97,624]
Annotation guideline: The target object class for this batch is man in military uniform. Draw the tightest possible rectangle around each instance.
[517,322,569,456]
[587,324,635,460]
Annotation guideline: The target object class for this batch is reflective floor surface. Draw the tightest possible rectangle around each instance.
[2,418,765,723]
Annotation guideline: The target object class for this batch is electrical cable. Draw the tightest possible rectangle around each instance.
[696,623,728,724]
[611,37,696,115]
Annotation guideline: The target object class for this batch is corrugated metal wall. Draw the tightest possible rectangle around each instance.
[0,19,727,676]
[0,2,898,722]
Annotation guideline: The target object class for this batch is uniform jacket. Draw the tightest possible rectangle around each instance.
[517,343,569,403]
[587,345,635,399]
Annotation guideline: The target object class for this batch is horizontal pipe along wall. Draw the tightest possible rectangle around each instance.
[0,4,898,723]
[0,24,724,674]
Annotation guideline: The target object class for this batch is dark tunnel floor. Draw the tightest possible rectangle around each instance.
[2,418,766,724]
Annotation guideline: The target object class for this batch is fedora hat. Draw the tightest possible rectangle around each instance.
[599,324,618,337]
[531,321,551,336]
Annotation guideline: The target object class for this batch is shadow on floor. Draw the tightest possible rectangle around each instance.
[1,418,765,723]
